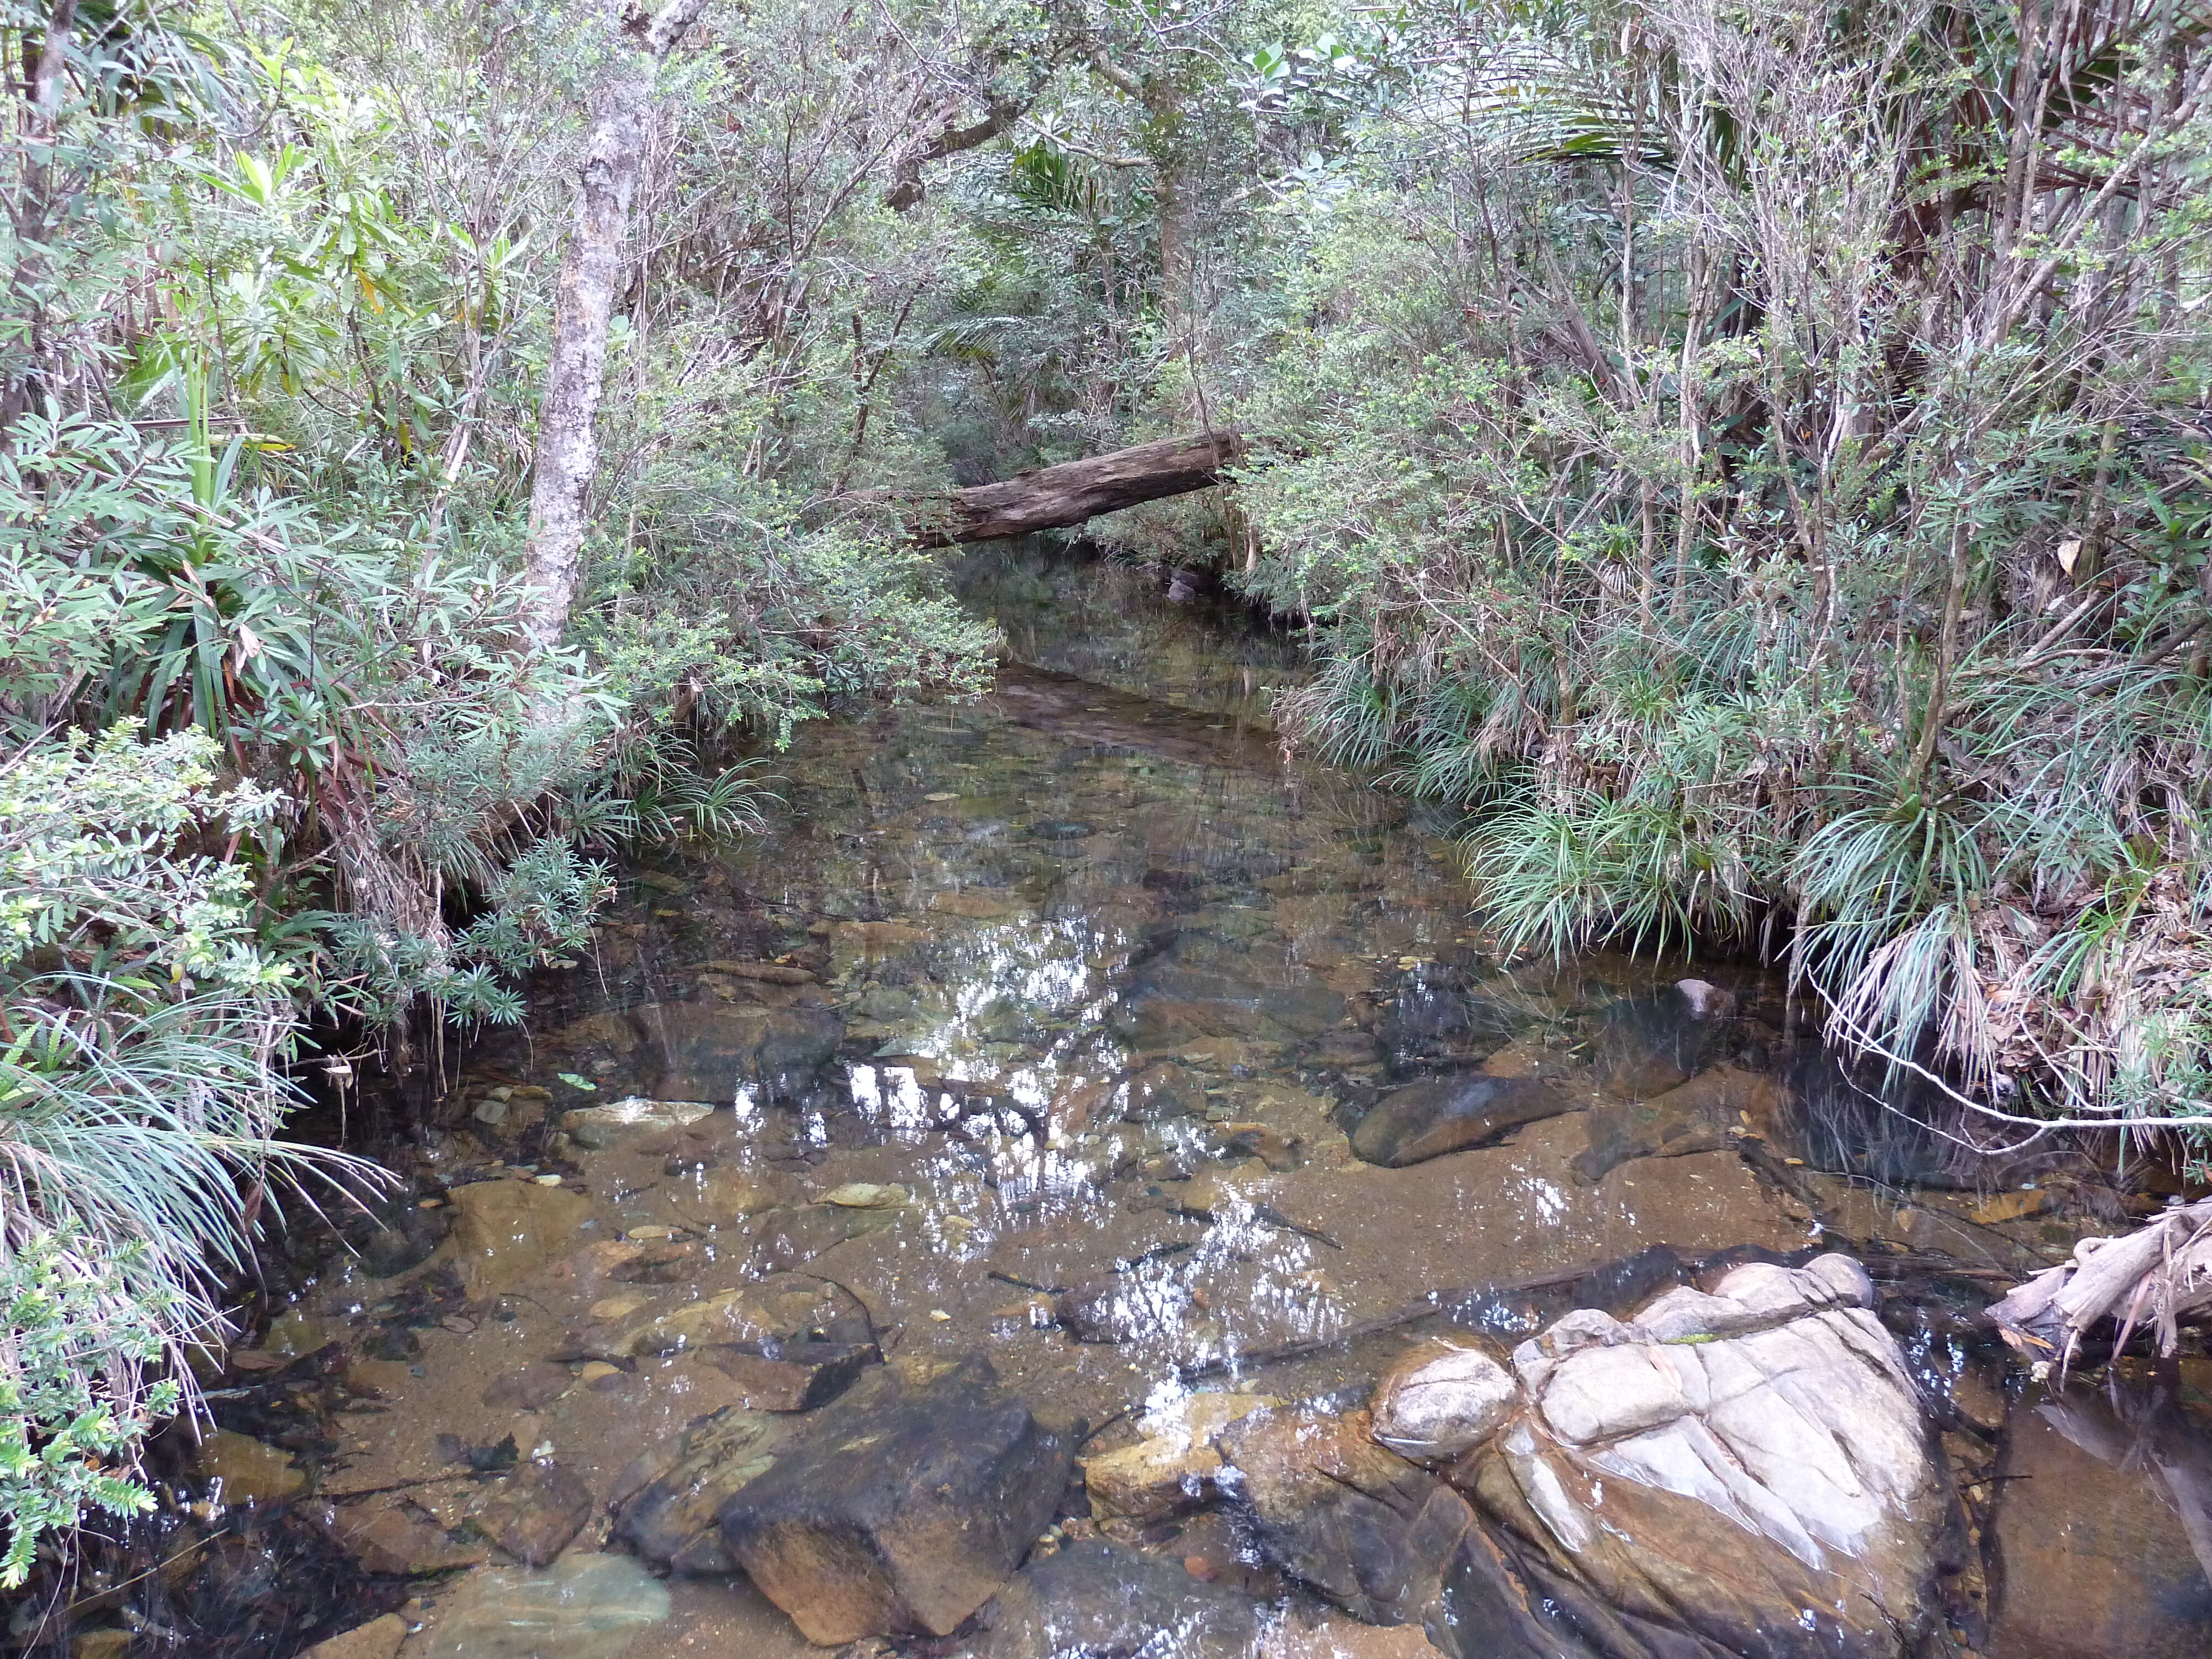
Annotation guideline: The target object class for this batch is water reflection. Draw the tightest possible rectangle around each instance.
[121,540,2205,1659]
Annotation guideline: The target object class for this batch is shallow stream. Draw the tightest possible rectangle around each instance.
[94,544,2212,1659]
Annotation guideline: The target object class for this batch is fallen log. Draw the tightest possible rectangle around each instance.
[907,430,1242,547]
[1986,1195,2212,1370]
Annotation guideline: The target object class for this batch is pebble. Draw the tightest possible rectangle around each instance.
[535,1173,564,1186]
[821,1182,909,1209]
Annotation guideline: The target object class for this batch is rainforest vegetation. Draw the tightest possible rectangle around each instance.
[3,0,2210,1585]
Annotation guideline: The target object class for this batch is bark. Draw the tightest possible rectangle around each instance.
[2,0,79,433]
[521,0,707,649]
[884,99,1025,211]
[906,430,1242,547]
[1987,1197,2212,1370]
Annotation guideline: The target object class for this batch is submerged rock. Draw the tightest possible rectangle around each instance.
[195,1430,306,1504]
[1987,1384,2212,1658]
[1570,1063,1780,1184]
[561,1271,872,1361]
[639,1001,845,1103]
[1437,1254,1953,1659]
[978,1541,1264,1659]
[412,1553,671,1659]
[562,1097,717,1141]
[299,1615,406,1659]
[440,1177,592,1295]
[1217,1404,1473,1626]
[693,1339,879,1411]
[469,1460,594,1568]
[315,1496,488,1574]
[715,1356,1077,1643]
[611,1406,789,1574]
[1349,1073,1574,1166]
[1590,985,1728,1099]
[1078,1392,1275,1524]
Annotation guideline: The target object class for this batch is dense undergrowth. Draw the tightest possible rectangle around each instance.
[0,0,1005,1575]
[1229,0,2212,1144]
[7,0,2212,1591]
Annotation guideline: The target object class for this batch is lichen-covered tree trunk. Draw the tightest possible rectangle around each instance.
[521,0,708,649]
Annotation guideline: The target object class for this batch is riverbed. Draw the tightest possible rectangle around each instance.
[123,544,2212,1659]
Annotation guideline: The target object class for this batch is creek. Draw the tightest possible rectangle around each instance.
[90,542,2212,1659]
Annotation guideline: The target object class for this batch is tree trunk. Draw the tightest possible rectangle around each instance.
[906,430,1243,547]
[2,0,80,435]
[520,0,707,649]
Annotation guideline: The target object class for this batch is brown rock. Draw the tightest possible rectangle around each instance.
[479,1362,573,1412]
[1988,1387,2212,1658]
[1349,1074,1574,1167]
[471,1460,594,1568]
[550,1010,638,1054]
[601,1275,872,1359]
[930,890,1020,919]
[661,1167,779,1230]
[830,920,931,959]
[439,1177,592,1295]
[1079,1393,1274,1523]
[698,958,818,984]
[1217,1404,1472,1625]
[612,1406,789,1574]
[717,1357,1076,1642]
[608,1240,704,1284]
[696,1340,880,1411]
[317,1499,488,1574]
[1570,1065,1779,1184]
[344,1357,417,1397]
[299,1613,407,1659]
[1216,1121,1304,1171]
[195,1430,307,1504]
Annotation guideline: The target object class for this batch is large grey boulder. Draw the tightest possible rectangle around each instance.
[1433,1254,1956,1659]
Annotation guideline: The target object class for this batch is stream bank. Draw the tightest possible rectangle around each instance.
[39,542,2212,1659]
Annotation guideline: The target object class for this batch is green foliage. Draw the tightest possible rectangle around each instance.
[0,1233,181,1589]
[1234,0,2212,1127]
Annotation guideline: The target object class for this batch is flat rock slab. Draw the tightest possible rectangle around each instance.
[412,1553,671,1659]
[612,1406,789,1574]
[470,1460,593,1568]
[1989,1387,2212,1658]
[439,1178,592,1296]
[978,1541,1265,1659]
[695,1339,879,1411]
[1350,1074,1575,1166]
[1571,1065,1777,1185]
[716,1356,1077,1643]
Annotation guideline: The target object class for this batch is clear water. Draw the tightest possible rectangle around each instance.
[102,541,2212,1659]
